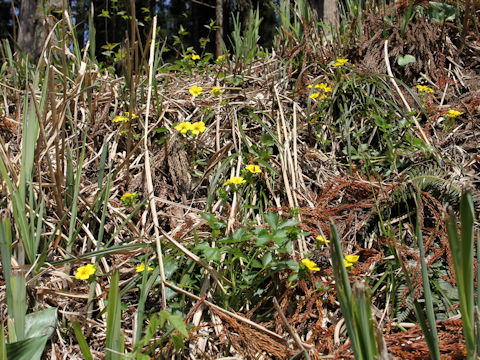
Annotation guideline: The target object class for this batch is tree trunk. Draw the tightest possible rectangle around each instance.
[18,0,63,62]
[215,0,223,57]
[18,0,38,60]
[308,0,338,27]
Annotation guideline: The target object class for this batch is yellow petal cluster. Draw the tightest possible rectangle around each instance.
[446,109,463,118]
[191,121,206,135]
[113,115,129,123]
[316,235,330,245]
[223,176,246,186]
[176,122,193,134]
[75,264,96,280]
[191,54,200,60]
[302,259,320,272]
[344,254,359,268]
[333,58,348,67]
[245,164,261,174]
[136,263,154,272]
[189,85,203,97]
[416,85,434,93]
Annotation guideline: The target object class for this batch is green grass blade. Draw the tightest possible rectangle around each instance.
[72,321,93,360]
[329,222,360,358]
[105,270,122,360]
[416,214,441,360]
[447,192,476,357]
[0,320,6,360]
[10,269,26,341]
[0,218,13,318]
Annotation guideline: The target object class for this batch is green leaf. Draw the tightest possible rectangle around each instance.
[71,321,93,360]
[264,212,279,229]
[5,335,49,360]
[105,271,122,360]
[24,307,57,339]
[397,54,416,66]
[262,253,273,267]
[171,333,185,352]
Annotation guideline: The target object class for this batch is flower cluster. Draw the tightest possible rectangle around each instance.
[309,82,333,100]
[113,112,138,123]
[75,264,96,280]
[446,109,463,118]
[175,121,207,135]
[136,263,153,272]
[121,192,139,207]
[184,54,200,61]
[416,85,434,94]
[333,58,348,67]
[189,85,203,97]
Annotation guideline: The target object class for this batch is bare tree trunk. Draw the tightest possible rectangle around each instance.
[18,0,63,62]
[308,0,338,27]
[18,0,38,59]
[215,0,223,57]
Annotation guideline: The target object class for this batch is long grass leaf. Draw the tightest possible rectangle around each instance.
[105,270,122,360]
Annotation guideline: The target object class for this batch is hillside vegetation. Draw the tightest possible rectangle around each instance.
[0,0,479,359]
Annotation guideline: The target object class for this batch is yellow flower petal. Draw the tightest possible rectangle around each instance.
[344,254,359,264]
[333,58,348,67]
[302,259,320,271]
[75,264,96,280]
[223,176,246,186]
[245,164,261,174]
[190,121,206,135]
[316,235,330,244]
[310,92,320,100]
[176,122,193,134]
[446,109,463,118]
[189,85,203,97]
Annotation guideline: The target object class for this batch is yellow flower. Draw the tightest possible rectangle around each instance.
[302,259,320,272]
[210,86,222,96]
[344,254,359,268]
[125,112,138,118]
[113,115,129,123]
[318,83,328,89]
[416,85,434,94]
[176,122,193,134]
[121,192,138,207]
[136,263,154,272]
[446,109,463,118]
[191,54,200,60]
[316,235,330,245]
[310,92,320,100]
[190,121,206,135]
[245,164,261,174]
[333,58,348,67]
[189,85,203,97]
[217,55,225,61]
[324,86,333,92]
[75,264,96,280]
[223,176,246,186]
